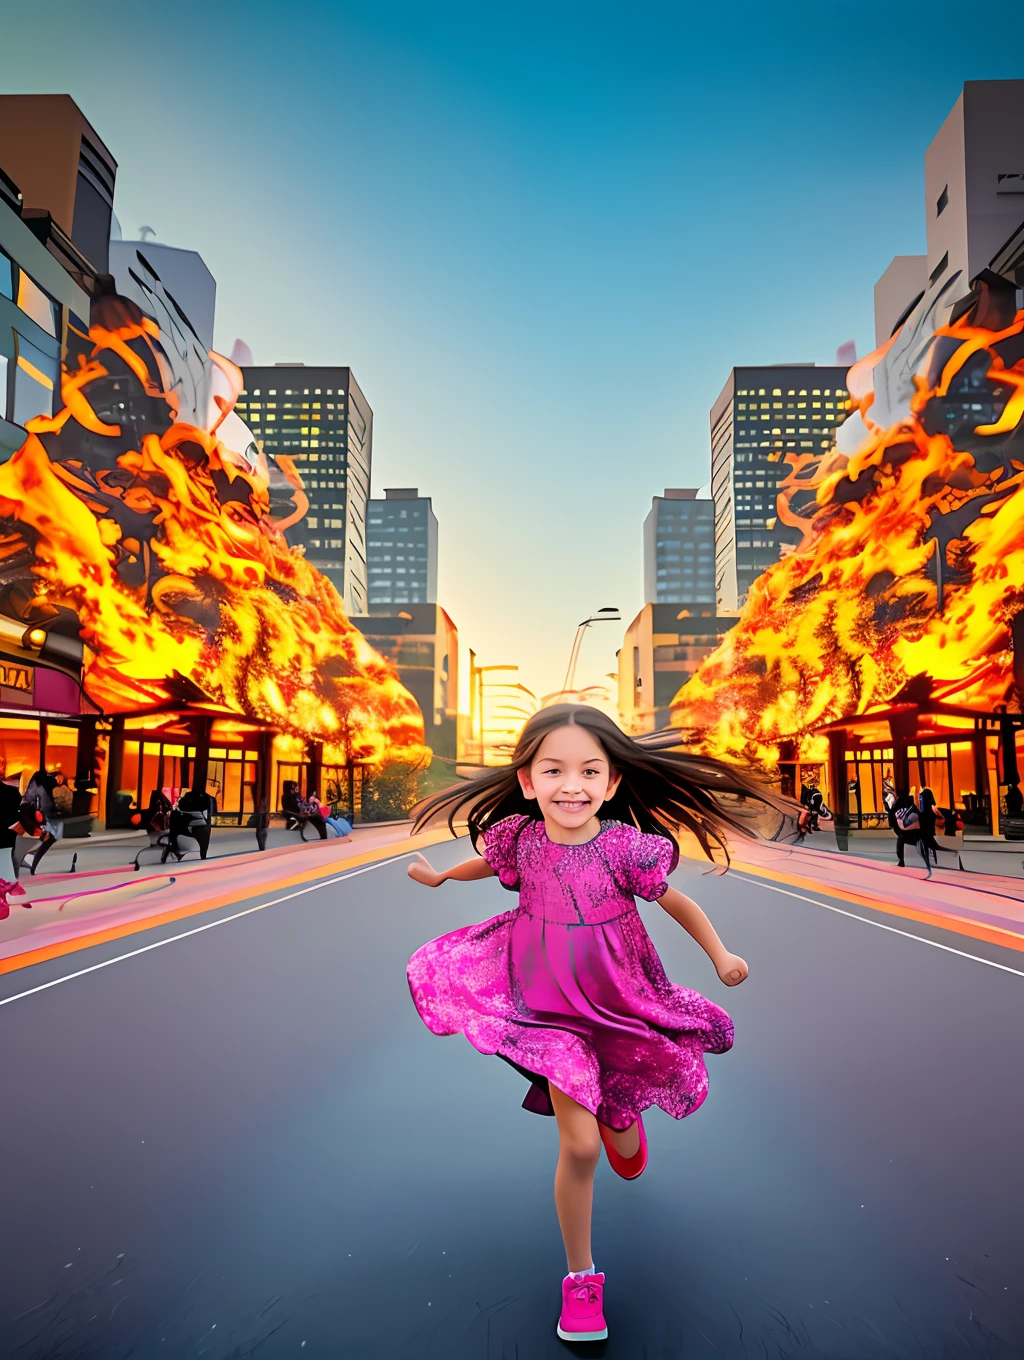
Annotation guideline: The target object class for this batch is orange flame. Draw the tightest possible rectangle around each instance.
[0,312,426,767]
[672,298,1024,766]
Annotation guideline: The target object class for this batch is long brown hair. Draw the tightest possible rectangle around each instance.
[410,704,799,862]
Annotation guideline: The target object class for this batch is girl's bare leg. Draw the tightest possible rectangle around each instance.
[549,1083,602,1274]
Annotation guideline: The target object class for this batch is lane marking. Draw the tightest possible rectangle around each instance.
[0,854,415,1009]
[729,871,1024,978]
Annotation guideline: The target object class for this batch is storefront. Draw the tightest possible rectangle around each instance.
[814,700,1023,835]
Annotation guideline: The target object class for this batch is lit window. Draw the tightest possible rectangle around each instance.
[17,272,58,336]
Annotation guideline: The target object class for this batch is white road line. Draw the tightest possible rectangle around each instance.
[0,853,415,1009]
[729,870,1024,978]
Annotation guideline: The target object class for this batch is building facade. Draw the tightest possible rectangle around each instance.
[643,488,715,606]
[617,605,733,734]
[366,488,438,607]
[710,365,850,611]
[874,80,1024,345]
[349,604,458,756]
[1,165,92,459]
[237,365,371,616]
[0,94,117,284]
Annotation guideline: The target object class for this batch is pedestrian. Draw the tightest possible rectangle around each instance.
[17,769,63,876]
[162,786,216,862]
[917,788,942,869]
[405,704,793,1344]
[890,789,920,866]
[0,769,23,882]
[281,781,328,840]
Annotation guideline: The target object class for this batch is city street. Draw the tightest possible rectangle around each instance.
[2,837,1022,1359]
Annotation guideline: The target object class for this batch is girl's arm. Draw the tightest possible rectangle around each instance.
[407,851,495,888]
[656,886,748,985]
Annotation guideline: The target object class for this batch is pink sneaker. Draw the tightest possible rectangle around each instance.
[556,1271,608,1342]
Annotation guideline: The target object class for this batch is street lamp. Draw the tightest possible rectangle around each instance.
[561,607,620,697]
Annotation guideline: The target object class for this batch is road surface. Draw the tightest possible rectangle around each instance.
[1,838,1022,1358]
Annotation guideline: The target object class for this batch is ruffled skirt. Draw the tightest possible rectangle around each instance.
[407,906,733,1131]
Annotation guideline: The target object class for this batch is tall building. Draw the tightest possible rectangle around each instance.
[349,604,458,756]
[643,489,715,606]
[0,164,91,459]
[711,365,850,611]
[0,94,117,284]
[874,80,1024,345]
[237,365,371,616]
[617,605,732,734]
[366,488,438,608]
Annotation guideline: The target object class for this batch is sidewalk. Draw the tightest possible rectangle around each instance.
[0,819,448,973]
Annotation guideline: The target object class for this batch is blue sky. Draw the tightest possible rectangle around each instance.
[2,2,1020,701]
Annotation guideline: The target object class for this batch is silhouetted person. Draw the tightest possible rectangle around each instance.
[281,780,327,840]
[918,788,942,869]
[890,790,920,867]
[162,786,216,861]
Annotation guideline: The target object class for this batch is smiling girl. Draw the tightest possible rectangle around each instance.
[406,704,787,1344]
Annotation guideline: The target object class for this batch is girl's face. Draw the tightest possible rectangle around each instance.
[518,725,621,833]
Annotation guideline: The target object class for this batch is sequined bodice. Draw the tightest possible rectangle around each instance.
[481,816,677,925]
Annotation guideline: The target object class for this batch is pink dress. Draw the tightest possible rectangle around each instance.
[407,816,733,1131]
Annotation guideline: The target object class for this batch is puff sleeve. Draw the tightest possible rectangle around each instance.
[481,814,528,890]
[620,827,679,901]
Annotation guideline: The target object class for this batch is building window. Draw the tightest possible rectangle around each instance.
[16,272,59,337]
[13,336,58,425]
[0,250,13,300]
[936,184,948,216]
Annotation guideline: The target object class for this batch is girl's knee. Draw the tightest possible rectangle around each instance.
[560,1129,601,1171]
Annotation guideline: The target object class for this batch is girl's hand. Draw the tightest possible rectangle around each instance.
[407,853,445,888]
[716,952,748,986]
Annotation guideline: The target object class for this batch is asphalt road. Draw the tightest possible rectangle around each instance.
[1,839,1022,1359]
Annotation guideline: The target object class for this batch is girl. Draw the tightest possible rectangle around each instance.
[406,704,790,1344]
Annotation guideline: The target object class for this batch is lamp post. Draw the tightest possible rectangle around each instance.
[560,607,620,698]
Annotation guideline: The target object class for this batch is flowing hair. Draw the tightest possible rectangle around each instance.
[410,704,800,862]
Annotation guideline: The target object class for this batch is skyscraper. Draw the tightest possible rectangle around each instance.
[873,80,1024,346]
[237,365,371,616]
[711,365,850,611]
[643,489,715,606]
[366,488,438,608]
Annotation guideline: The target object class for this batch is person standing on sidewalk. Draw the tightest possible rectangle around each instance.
[890,791,920,867]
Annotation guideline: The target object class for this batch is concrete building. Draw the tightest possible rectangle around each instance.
[643,488,715,606]
[349,604,458,756]
[0,164,91,459]
[366,488,438,607]
[711,365,850,611]
[236,366,372,616]
[109,240,216,352]
[617,604,733,734]
[0,94,117,284]
[873,80,1024,345]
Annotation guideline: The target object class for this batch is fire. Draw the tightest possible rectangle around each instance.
[672,280,1024,766]
[0,304,426,766]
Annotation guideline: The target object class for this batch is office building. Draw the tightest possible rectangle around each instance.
[643,489,715,606]
[710,365,850,611]
[873,80,1024,345]
[0,164,91,457]
[236,365,372,616]
[349,604,458,756]
[366,488,438,607]
[0,94,117,282]
[617,605,733,734]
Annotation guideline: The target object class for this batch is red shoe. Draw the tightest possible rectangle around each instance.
[557,1271,608,1342]
[599,1114,647,1179]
